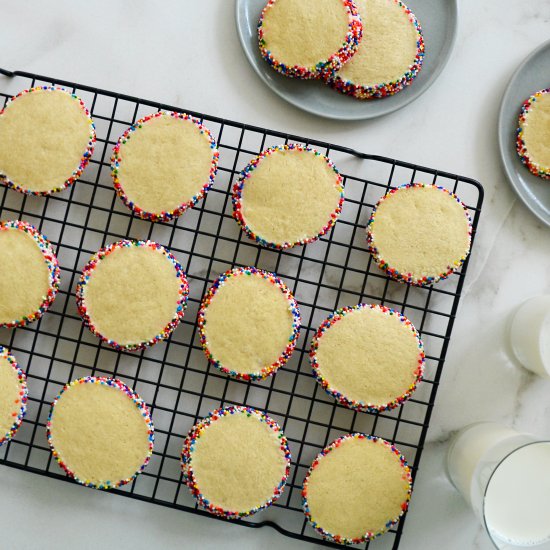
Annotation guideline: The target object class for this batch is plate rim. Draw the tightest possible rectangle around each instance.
[497,37,550,227]
[234,0,459,121]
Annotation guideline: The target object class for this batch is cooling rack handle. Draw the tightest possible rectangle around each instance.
[0,68,15,77]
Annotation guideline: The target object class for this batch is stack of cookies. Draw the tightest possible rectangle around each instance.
[258,0,425,99]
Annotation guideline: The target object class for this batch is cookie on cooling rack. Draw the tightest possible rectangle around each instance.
[302,433,412,545]
[47,377,154,490]
[111,111,219,222]
[0,86,95,194]
[233,144,344,249]
[0,220,60,328]
[516,87,550,179]
[76,240,189,351]
[366,183,472,286]
[0,346,28,447]
[181,406,291,519]
[310,304,424,412]
[198,266,300,380]
[258,0,362,79]
[327,0,424,99]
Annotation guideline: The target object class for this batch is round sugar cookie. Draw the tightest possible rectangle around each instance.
[111,111,219,222]
[302,433,412,544]
[233,144,344,249]
[181,406,291,518]
[328,0,424,99]
[366,184,472,286]
[0,86,95,194]
[198,266,300,380]
[0,220,60,328]
[0,346,28,447]
[516,88,550,179]
[76,240,189,351]
[310,304,424,412]
[258,0,362,79]
[47,377,154,489]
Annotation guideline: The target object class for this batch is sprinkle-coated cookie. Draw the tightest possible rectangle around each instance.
[327,0,424,99]
[366,184,472,286]
[258,0,362,79]
[0,86,95,194]
[0,346,28,447]
[198,266,301,380]
[181,406,291,519]
[47,377,154,490]
[0,220,60,327]
[516,88,550,179]
[233,144,344,249]
[302,433,412,544]
[111,111,219,222]
[310,304,424,412]
[76,240,188,351]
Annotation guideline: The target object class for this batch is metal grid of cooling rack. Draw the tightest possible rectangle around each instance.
[0,68,483,550]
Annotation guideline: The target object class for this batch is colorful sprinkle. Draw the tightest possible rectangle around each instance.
[302,433,413,544]
[181,405,291,519]
[232,144,345,249]
[258,0,363,79]
[0,86,96,195]
[327,0,425,99]
[309,303,425,412]
[46,376,154,490]
[197,266,301,381]
[0,220,60,328]
[516,87,550,179]
[75,240,189,351]
[0,346,28,447]
[366,183,473,286]
[110,111,219,222]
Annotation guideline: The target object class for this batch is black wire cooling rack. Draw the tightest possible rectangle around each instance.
[0,68,483,549]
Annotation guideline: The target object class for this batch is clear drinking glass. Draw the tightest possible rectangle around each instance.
[509,295,550,377]
[446,422,550,548]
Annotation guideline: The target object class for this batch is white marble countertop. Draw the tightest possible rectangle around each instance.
[0,0,549,548]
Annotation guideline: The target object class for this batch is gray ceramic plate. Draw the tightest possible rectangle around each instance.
[235,0,458,120]
[498,39,550,227]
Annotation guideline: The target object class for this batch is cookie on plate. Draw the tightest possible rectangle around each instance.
[0,220,60,328]
[516,87,550,179]
[181,406,291,519]
[111,111,219,222]
[76,240,188,351]
[0,86,95,194]
[366,183,472,285]
[258,0,362,79]
[328,0,424,99]
[0,346,28,447]
[198,266,300,380]
[310,304,424,412]
[233,144,344,248]
[47,377,154,489]
[302,433,412,544]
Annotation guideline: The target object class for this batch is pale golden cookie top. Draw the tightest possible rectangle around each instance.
[367,184,472,285]
[111,111,219,222]
[233,144,344,249]
[181,406,291,518]
[198,266,301,380]
[0,87,95,194]
[47,377,154,490]
[76,240,188,351]
[303,434,412,544]
[310,304,424,411]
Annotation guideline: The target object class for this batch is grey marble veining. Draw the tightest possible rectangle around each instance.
[0,1,549,549]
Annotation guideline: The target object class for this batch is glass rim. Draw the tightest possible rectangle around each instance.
[482,439,550,549]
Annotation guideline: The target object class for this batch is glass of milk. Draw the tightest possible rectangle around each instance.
[509,295,550,377]
[447,422,550,548]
